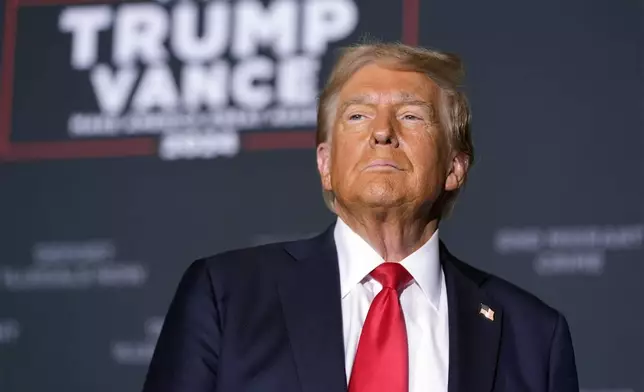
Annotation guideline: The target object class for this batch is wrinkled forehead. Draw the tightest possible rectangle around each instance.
[339,91,435,107]
[337,64,441,106]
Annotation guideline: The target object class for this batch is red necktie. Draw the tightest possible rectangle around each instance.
[348,262,413,392]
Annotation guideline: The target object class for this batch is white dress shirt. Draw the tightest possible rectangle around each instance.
[334,217,449,392]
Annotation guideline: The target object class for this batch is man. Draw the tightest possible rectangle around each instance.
[143,43,578,392]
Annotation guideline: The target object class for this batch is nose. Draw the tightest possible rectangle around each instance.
[369,114,399,148]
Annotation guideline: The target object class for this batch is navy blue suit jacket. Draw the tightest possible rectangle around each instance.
[143,225,578,392]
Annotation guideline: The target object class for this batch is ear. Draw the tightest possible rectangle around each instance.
[317,142,333,191]
[445,152,469,192]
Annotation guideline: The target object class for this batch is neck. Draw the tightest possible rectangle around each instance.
[335,204,439,262]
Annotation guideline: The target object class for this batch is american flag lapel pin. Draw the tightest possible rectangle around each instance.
[479,303,495,321]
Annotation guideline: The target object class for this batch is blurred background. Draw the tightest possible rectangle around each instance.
[0,0,642,391]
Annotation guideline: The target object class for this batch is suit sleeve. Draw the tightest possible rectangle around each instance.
[548,313,579,392]
[142,259,222,392]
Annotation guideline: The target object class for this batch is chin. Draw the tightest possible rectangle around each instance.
[336,179,407,208]
[357,188,403,208]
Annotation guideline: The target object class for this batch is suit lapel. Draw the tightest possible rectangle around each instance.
[280,226,347,392]
[442,242,503,392]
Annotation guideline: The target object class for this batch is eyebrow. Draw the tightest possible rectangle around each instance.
[338,92,439,121]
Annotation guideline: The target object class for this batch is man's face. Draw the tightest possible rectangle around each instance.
[317,63,465,213]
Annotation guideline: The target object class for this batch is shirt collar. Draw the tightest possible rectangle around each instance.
[334,217,442,310]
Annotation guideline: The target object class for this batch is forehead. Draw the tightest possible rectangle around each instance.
[338,63,439,104]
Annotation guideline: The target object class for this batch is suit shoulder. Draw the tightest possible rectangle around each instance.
[192,240,297,279]
[445,247,561,324]
[482,272,560,322]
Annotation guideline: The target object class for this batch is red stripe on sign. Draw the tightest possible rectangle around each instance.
[0,0,19,157]
[2,139,156,161]
[19,0,131,6]
[402,0,420,46]
[242,131,316,151]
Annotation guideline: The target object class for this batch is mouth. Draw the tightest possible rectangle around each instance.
[364,159,403,171]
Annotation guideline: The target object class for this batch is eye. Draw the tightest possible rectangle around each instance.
[348,113,365,121]
[402,114,422,121]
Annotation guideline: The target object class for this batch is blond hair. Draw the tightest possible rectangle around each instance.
[316,42,474,217]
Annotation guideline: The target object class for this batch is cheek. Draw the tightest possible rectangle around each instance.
[331,131,363,171]
[328,142,351,187]
[406,135,445,184]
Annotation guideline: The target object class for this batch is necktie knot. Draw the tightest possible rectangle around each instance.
[370,263,412,292]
